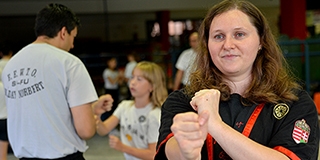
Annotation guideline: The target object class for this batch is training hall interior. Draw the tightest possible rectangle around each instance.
[0,0,319,159]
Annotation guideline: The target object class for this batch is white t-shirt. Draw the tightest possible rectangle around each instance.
[0,59,9,81]
[103,68,119,89]
[0,59,9,119]
[1,43,98,158]
[175,48,196,85]
[124,61,137,79]
[0,82,6,119]
[113,100,161,160]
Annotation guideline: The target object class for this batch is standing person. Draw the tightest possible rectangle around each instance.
[0,42,13,160]
[155,0,319,160]
[101,57,124,121]
[173,32,199,91]
[96,61,168,160]
[124,52,137,100]
[0,69,8,160]
[0,42,13,72]
[1,3,113,159]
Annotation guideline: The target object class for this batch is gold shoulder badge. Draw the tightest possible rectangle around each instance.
[273,103,289,120]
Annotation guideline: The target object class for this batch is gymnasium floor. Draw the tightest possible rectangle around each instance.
[7,132,125,160]
[7,128,320,160]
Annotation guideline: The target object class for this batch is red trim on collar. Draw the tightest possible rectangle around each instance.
[242,103,265,137]
[206,134,214,159]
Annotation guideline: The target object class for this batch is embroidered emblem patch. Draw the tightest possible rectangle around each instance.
[292,119,310,144]
[273,103,289,120]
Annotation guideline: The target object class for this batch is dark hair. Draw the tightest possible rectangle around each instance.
[34,3,81,38]
[185,0,301,105]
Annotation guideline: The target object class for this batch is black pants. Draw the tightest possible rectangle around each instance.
[20,151,84,160]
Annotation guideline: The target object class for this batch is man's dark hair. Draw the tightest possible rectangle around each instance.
[34,3,81,38]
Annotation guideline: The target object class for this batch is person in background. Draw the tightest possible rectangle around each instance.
[0,42,13,160]
[0,69,8,160]
[96,61,168,160]
[173,31,199,91]
[124,52,137,100]
[0,42,13,72]
[155,0,319,159]
[1,3,113,159]
[101,57,124,121]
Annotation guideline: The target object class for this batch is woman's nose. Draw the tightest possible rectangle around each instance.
[223,36,235,50]
[129,78,135,85]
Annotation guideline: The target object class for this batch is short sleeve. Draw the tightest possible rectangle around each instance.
[67,62,98,107]
[155,90,195,159]
[147,108,161,144]
[267,91,319,159]
[113,100,127,119]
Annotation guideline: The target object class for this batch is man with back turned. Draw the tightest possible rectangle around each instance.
[1,3,113,160]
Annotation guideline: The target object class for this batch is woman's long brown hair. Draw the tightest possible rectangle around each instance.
[185,0,301,105]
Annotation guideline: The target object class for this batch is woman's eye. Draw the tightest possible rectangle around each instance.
[214,34,224,40]
[235,32,245,38]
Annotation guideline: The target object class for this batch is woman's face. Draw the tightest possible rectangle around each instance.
[208,9,261,80]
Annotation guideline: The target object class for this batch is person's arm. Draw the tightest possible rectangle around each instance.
[165,111,207,160]
[109,135,157,160]
[71,94,114,140]
[108,76,118,85]
[108,72,124,85]
[71,103,96,140]
[190,89,290,160]
[155,90,197,160]
[96,115,119,136]
[117,70,125,85]
[208,121,290,160]
[173,69,184,91]
[92,94,113,115]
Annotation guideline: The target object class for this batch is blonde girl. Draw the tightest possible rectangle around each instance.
[96,61,168,160]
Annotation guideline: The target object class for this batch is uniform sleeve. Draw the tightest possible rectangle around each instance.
[155,90,195,159]
[147,108,161,144]
[67,61,98,108]
[268,90,319,160]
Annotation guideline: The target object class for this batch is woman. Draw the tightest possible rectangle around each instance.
[155,0,319,160]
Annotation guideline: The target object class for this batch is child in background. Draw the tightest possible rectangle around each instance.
[96,61,168,160]
[101,57,124,121]
[124,52,137,100]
